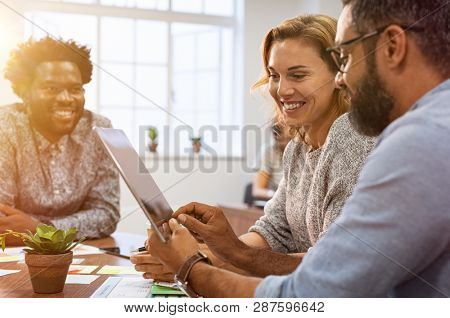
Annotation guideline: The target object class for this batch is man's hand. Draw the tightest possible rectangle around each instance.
[173,202,246,262]
[130,252,175,282]
[148,218,199,274]
[0,204,41,246]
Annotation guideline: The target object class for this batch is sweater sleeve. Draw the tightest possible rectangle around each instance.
[316,114,376,241]
[248,141,297,253]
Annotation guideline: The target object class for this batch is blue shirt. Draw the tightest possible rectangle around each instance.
[254,79,450,297]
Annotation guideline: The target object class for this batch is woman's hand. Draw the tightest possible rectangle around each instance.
[130,251,175,282]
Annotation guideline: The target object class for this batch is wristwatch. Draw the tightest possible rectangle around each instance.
[174,251,211,298]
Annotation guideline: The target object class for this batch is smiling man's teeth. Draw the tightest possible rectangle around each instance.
[53,110,74,118]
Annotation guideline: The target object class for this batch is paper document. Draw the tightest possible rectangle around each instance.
[72,244,104,256]
[0,256,21,263]
[66,274,99,284]
[0,269,21,277]
[72,258,85,265]
[97,265,140,275]
[0,247,25,263]
[90,277,187,298]
[91,277,152,298]
[1,247,25,255]
[18,257,86,265]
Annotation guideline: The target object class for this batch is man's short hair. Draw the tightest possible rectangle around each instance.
[4,36,93,98]
[342,0,450,78]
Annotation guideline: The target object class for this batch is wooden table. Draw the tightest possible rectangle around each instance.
[0,232,147,298]
[219,203,264,237]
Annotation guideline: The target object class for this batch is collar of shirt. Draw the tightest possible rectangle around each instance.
[409,78,450,112]
[31,114,89,153]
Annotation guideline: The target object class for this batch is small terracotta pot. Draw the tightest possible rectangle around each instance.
[192,141,201,153]
[149,142,158,152]
[25,251,73,294]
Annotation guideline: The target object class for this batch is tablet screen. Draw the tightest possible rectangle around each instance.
[94,127,173,242]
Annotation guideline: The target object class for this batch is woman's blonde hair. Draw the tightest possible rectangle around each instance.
[253,14,349,141]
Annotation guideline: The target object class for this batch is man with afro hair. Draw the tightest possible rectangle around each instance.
[0,37,120,243]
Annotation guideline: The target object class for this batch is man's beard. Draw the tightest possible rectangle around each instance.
[348,57,395,137]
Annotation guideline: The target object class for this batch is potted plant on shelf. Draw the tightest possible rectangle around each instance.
[190,136,202,153]
[148,126,158,153]
[0,224,84,294]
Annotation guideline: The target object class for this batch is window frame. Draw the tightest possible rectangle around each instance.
[21,0,242,155]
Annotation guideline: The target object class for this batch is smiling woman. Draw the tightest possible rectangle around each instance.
[240,15,376,259]
[254,15,349,148]
[132,14,377,286]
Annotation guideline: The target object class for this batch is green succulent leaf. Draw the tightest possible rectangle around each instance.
[32,233,44,244]
[0,236,5,251]
[51,229,65,243]
[23,239,44,253]
[67,241,81,252]
[64,228,77,244]
[36,224,57,239]
[1,224,81,254]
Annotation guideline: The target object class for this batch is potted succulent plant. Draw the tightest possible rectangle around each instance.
[0,224,84,294]
[190,136,202,153]
[148,126,159,152]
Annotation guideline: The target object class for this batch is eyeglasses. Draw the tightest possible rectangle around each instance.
[326,24,423,73]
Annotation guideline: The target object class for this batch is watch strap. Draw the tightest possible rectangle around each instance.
[175,251,210,297]
[177,252,209,282]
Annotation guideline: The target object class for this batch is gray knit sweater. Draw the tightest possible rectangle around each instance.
[249,113,376,253]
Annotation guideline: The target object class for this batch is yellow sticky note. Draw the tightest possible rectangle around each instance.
[97,265,140,275]
[68,265,98,274]
[0,255,21,263]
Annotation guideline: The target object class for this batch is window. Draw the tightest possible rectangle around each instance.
[24,0,240,155]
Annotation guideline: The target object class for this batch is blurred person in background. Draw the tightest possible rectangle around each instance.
[244,121,289,208]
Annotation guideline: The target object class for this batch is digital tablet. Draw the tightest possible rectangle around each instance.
[94,127,172,243]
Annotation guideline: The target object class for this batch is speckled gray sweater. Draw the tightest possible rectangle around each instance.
[249,113,376,253]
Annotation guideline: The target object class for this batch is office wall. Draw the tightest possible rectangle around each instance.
[298,0,342,18]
